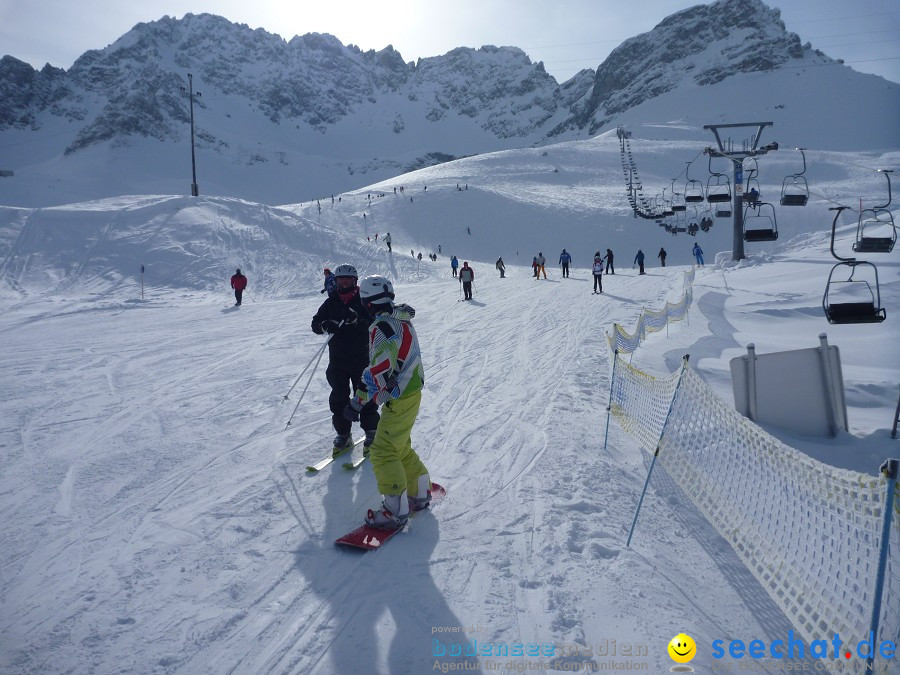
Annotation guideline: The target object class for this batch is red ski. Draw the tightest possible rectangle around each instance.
[335,483,446,551]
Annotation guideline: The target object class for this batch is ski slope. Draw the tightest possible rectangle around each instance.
[0,130,898,673]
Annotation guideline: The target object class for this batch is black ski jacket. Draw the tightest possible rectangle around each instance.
[311,290,372,369]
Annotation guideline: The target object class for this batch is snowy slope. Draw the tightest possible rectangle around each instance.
[0,127,898,673]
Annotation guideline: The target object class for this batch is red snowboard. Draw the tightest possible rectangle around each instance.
[335,483,446,551]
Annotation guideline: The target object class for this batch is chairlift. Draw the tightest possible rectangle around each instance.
[743,157,762,206]
[715,205,732,218]
[707,155,732,203]
[780,148,809,206]
[671,192,687,212]
[743,202,778,242]
[823,207,886,324]
[853,169,895,253]
[684,160,705,202]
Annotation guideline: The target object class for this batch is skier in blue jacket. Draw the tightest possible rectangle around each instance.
[559,249,572,278]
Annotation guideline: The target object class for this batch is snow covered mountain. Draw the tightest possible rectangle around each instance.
[1,0,898,208]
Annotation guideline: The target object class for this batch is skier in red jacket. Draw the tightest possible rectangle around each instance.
[230,268,247,306]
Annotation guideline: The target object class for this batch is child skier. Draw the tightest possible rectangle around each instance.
[343,275,432,530]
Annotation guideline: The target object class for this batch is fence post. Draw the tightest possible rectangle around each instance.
[604,350,620,452]
[867,458,898,671]
[746,344,757,422]
[626,354,690,547]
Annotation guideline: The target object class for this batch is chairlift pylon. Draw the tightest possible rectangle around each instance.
[823,207,886,324]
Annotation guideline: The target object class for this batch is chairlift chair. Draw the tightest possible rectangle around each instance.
[684,160,705,203]
[780,148,809,206]
[743,202,778,242]
[853,209,896,253]
[743,157,762,206]
[707,175,732,203]
[672,192,686,212]
[823,206,887,324]
[685,180,705,202]
[852,170,895,253]
[823,261,887,324]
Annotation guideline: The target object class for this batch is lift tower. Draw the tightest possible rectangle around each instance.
[703,122,778,261]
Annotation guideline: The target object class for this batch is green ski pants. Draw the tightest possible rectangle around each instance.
[370,390,428,497]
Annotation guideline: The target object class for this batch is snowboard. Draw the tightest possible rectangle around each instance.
[335,483,446,551]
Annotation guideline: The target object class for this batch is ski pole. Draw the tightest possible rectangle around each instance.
[282,320,344,401]
[285,342,329,429]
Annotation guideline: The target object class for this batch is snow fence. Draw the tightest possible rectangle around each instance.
[605,337,900,660]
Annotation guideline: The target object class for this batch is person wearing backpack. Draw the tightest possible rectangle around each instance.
[592,252,604,294]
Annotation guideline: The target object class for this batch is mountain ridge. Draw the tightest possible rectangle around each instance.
[0,0,897,208]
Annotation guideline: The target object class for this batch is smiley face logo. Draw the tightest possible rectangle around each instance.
[668,633,696,664]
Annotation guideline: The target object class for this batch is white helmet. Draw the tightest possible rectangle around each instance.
[333,263,358,278]
[359,275,394,305]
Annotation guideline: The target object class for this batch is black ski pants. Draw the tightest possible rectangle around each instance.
[593,274,603,293]
[561,263,569,278]
[326,362,379,436]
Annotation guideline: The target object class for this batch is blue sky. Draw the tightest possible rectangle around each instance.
[1,0,898,83]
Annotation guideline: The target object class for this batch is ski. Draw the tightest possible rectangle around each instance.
[335,483,446,550]
[306,437,363,473]
[342,449,369,470]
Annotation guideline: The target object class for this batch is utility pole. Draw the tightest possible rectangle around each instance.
[703,122,778,261]
[181,73,201,197]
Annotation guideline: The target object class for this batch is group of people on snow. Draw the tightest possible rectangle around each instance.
[309,264,432,531]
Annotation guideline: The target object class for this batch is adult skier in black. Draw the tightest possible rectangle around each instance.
[311,264,380,454]
[658,247,667,267]
[604,249,615,275]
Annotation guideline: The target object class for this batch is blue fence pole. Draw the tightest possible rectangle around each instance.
[626,355,690,547]
[867,458,898,671]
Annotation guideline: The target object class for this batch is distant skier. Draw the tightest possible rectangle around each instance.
[311,264,380,454]
[634,249,645,275]
[693,242,704,266]
[321,267,337,295]
[604,249,615,275]
[592,252,604,294]
[496,257,506,278]
[230,268,247,306]
[417,252,422,261]
[384,232,392,252]
[344,275,431,530]
[459,262,475,300]
[559,249,572,278]
[450,255,459,278]
[658,247,667,267]
[535,252,547,279]
[532,256,539,278]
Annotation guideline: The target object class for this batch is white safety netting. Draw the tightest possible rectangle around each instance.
[608,268,695,354]
[609,358,900,649]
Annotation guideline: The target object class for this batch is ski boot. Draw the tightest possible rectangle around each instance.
[407,474,433,512]
[365,492,410,530]
[363,429,377,456]
[332,434,354,457]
